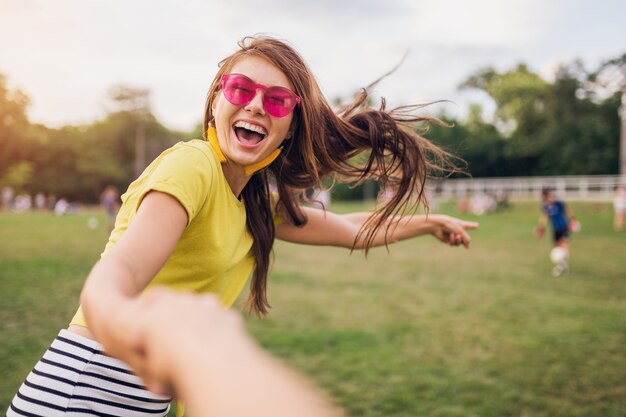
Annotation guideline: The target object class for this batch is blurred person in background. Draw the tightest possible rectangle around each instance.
[100,185,121,232]
[535,188,577,277]
[1,186,14,211]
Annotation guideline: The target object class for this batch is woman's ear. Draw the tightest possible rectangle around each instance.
[211,91,220,115]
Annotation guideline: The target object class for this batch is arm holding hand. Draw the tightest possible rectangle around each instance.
[127,288,345,417]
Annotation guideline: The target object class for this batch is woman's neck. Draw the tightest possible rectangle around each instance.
[221,162,250,198]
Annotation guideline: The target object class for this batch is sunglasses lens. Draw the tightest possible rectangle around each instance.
[264,88,296,117]
[221,74,299,118]
[222,75,255,105]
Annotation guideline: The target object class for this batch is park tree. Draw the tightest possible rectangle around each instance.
[428,105,507,178]
[27,124,88,199]
[1,161,34,193]
[77,108,177,200]
[461,64,549,137]
[460,104,508,177]
[588,53,626,175]
[107,84,152,178]
[0,79,180,202]
[0,74,31,181]
[536,63,619,175]
[460,64,550,175]
[104,84,179,176]
[460,59,620,176]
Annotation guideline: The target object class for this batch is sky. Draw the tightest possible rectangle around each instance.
[1,0,625,132]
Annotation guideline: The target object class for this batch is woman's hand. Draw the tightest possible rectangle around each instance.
[428,214,479,249]
[125,288,250,396]
[93,298,148,372]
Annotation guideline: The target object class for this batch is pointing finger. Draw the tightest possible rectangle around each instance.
[461,221,479,230]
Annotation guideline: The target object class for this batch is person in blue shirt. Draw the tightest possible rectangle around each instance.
[535,188,575,276]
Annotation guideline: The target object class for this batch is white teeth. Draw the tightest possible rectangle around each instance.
[233,121,267,136]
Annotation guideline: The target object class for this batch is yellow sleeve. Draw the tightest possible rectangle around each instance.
[135,143,215,226]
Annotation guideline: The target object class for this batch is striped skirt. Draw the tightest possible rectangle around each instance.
[7,329,171,417]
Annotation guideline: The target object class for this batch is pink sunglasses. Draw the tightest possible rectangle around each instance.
[220,73,301,118]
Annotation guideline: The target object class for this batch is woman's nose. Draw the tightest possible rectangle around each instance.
[244,89,265,116]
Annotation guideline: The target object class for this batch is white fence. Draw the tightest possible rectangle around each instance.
[430,175,626,201]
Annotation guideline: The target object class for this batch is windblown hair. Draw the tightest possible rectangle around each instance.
[204,36,461,315]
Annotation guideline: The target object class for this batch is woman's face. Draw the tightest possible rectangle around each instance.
[211,55,295,171]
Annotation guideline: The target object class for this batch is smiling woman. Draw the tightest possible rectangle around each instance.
[7,35,478,417]
[210,54,298,180]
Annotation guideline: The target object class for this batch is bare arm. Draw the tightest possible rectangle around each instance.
[128,288,345,417]
[534,210,549,238]
[276,206,478,249]
[538,212,548,227]
[80,191,187,360]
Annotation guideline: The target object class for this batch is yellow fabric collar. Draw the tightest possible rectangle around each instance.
[206,126,227,163]
[206,126,282,176]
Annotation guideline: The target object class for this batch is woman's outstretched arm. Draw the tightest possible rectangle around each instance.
[276,206,478,249]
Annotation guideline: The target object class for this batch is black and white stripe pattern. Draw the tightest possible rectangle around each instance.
[7,329,171,417]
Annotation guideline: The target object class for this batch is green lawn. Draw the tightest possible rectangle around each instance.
[1,201,625,417]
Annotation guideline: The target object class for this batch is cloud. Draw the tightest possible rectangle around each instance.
[408,0,558,47]
[0,0,624,130]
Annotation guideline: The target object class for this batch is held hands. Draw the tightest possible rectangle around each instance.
[429,214,479,249]
[84,299,149,374]
[127,289,346,417]
[119,288,250,397]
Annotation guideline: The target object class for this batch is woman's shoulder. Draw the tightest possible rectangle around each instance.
[154,139,221,171]
[133,140,222,191]
[168,139,216,160]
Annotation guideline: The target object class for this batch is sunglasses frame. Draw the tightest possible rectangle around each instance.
[220,73,301,118]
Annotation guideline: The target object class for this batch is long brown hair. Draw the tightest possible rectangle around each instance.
[204,36,460,315]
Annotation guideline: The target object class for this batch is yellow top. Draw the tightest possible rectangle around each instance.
[70,139,255,327]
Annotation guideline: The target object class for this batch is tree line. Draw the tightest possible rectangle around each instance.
[429,58,623,178]
[0,53,623,203]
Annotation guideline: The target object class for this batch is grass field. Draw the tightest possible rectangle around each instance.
[1,201,625,416]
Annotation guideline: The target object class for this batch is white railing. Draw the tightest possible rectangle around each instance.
[430,175,626,201]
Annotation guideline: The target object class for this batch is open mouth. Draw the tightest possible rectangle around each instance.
[233,121,267,148]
